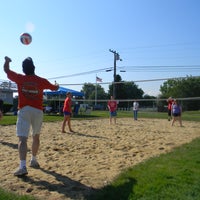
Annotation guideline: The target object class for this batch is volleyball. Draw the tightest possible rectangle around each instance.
[20,33,32,45]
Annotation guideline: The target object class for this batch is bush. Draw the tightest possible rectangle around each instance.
[2,103,13,113]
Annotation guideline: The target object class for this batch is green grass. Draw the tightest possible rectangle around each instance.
[0,110,199,125]
[88,138,200,200]
[0,110,199,200]
[0,188,36,200]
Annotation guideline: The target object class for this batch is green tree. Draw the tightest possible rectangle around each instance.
[81,83,95,99]
[159,76,200,110]
[108,74,144,107]
[142,94,157,108]
[81,83,108,106]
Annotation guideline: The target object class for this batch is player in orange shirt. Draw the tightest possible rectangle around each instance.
[62,92,74,133]
[3,56,59,176]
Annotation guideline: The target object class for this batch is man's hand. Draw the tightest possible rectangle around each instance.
[5,56,12,62]
[4,56,12,73]
[54,81,59,90]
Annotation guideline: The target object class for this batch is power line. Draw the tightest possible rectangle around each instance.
[59,75,200,86]
[81,96,200,102]
[47,65,200,80]
[119,65,200,68]
[47,67,113,80]
[118,65,200,72]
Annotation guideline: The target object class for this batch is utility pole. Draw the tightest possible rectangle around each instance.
[109,49,122,99]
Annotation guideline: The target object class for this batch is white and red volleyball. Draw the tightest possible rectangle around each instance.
[20,33,32,45]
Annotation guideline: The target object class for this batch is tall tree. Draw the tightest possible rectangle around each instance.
[81,83,108,104]
[159,76,200,110]
[81,83,95,99]
[108,74,144,107]
[109,74,144,98]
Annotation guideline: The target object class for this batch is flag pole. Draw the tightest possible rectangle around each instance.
[95,74,97,105]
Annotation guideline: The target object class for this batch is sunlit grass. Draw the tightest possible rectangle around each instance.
[0,188,36,200]
[88,137,200,200]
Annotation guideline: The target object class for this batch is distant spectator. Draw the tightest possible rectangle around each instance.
[133,100,139,120]
[73,102,80,116]
[45,106,52,114]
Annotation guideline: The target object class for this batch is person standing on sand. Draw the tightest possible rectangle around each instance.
[107,95,118,124]
[171,99,183,127]
[62,92,74,133]
[3,56,59,176]
[133,100,139,120]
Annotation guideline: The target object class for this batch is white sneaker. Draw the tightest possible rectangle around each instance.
[14,167,28,176]
[30,160,40,168]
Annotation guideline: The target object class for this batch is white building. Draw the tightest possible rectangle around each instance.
[0,80,17,104]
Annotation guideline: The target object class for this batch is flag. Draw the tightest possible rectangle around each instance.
[96,76,102,82]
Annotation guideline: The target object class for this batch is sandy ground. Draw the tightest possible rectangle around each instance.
[0,118,200,200]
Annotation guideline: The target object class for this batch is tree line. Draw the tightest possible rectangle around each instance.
[81,75,200,111]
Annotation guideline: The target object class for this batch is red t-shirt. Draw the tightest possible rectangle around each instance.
[167,100,173,110]
[108,100,117,112]
[63,97,72,113]
[7,70,58,110]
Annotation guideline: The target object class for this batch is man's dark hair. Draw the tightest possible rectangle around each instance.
[22,57,35,75]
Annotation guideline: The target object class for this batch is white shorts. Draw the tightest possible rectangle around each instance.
[16,106,43,137]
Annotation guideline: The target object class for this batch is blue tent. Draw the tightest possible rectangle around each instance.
[44,87,84,97]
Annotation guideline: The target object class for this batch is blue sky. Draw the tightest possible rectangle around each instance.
[1,0,200,96]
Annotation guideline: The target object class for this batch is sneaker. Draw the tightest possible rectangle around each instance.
[30,160,40,168]
[61,130,66,133]
[14,167,28,176]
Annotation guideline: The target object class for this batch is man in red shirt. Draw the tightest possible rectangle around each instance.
[4,56,59,176]
[107,96,118,124]
[167,97,174,121]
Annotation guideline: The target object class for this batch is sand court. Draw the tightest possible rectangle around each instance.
[0,118,199,200]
